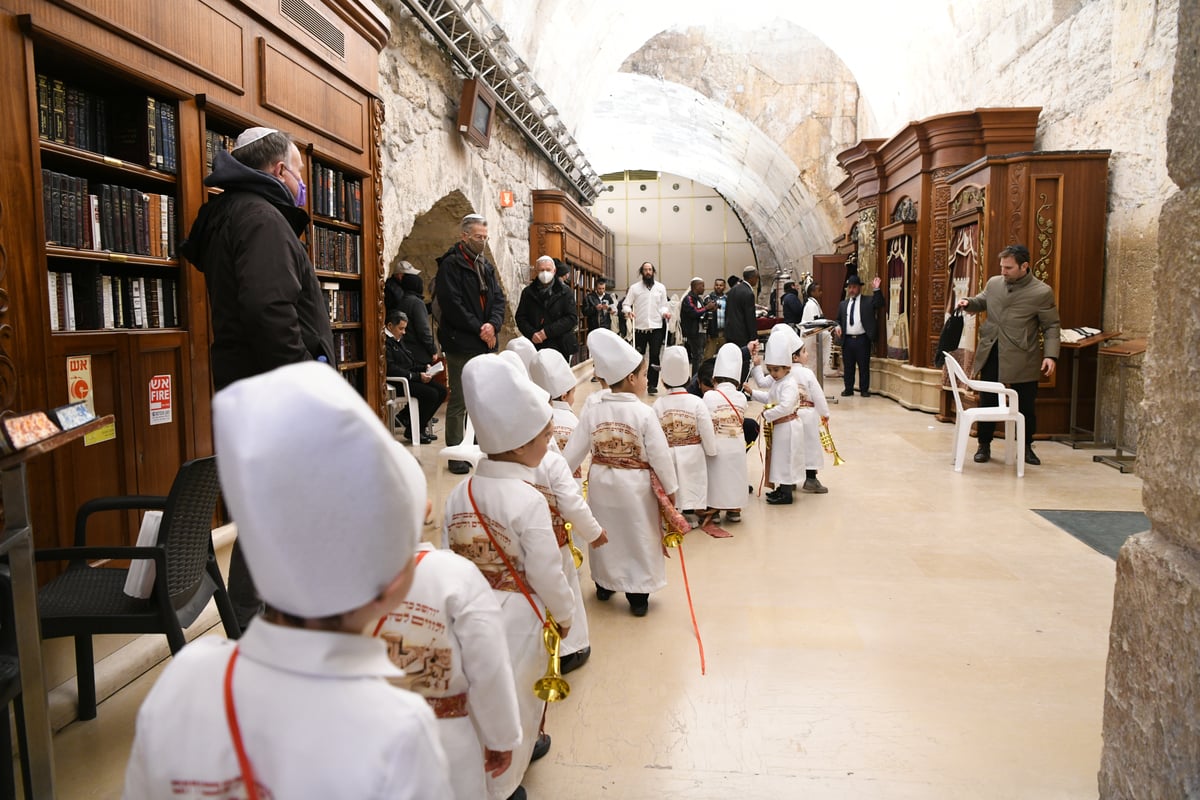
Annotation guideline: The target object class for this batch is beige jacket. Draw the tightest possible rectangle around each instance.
[964,271,1061,384]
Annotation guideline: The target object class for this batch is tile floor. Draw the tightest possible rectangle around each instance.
[43,380,1140,799]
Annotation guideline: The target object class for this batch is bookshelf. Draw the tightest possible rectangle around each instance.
[1,0,390,560]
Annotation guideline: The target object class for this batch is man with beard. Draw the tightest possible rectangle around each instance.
[680,277,711,372]
[516,255,579,359]
[702,277,728,360]
[434,213,507,474]
[623,261,670,393]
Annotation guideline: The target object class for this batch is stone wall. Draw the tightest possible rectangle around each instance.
[1098,0,1200,795]
[375,2,582,334]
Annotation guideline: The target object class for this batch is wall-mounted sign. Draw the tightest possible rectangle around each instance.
[66,355,94,415]
[500,190,515,208]
[149,374,172,425]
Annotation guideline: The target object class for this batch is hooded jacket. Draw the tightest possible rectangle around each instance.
[433,242,506,357]
[181,149,335,390]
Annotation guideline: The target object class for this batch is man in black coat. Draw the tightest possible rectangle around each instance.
[516,255,579,358]
[433,214,507,470]
[583,277,614,332]
[385,310,447,444]
[834,274,885,397]
[181,126,337,632]
[679,277,711,371]
[724,266,760,347]
[781,282,804,324]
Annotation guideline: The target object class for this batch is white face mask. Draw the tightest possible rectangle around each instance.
[537,270,555,284]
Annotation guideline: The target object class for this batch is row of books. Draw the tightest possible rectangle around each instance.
[36,74,178,173]
[321,284,362,324]
[312,164,363,224]
[333,331,362,363]
[42,170,177,257]
[313,227,362,274]
[48,270,180,331]
[204,130,237,174]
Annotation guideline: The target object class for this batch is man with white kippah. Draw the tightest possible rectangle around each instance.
[180,126,337,631]
[123,363,452,799]
[435,214,508,474]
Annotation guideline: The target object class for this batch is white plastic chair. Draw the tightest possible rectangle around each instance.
[434,414,484,512]
[386,377,421,444]
[943,352,1025,478]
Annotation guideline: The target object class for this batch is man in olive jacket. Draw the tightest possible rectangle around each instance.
[434,214,507,470]
[959,243,1061,466]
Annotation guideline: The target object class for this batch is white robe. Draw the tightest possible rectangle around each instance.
[753,365,830,471]
[704,384,749,509]
[563,391,678,594]
[375,543,521,800]
[653,390,717,511]
[550,401,579,453]
[442,458,575,799]
[123,619,452,800]
[751,367,805,486]
[802,296,834,374]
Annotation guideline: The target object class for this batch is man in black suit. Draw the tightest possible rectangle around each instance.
[834,274,884,397]
[385,310,447,444]
[724,266,760,347]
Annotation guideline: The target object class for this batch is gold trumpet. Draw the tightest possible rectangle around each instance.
[533,612,570,702]
[564,522,584,569]
[819,420,846,466]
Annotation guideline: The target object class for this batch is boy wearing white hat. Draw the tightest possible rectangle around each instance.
[751,327,807,505]
[654,346,717,524]
[442,355,575,800]
[374,540,522,800]
[704,343,751,523]
[562,329,678,616]
[124,362,451,799]
[751,335,832,494]
[505,336,539,374]
[530,348,580,452]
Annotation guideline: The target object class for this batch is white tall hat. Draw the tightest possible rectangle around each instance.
[233,126,280,150]
[498,350,528,376]
[661,345,691,388]
[714,342,744,381]
[530,348,576,399]
[464,354,552,454]
[505,337,538,372]
[588,328,642,384]
[213,362,423,618]
[765,326,800,366]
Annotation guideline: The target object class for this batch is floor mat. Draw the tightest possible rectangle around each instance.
[1033,509,1149,560]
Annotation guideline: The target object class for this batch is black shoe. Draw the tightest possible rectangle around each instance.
[766,487,793,505]
[840,390,854,397]
[448,460,471,474]
[860,390,870,397]
[973,443,991,463]
[1025,448,1041,466]
[560,646,591,674]
[627,593,649,616]
[506,788,527,800]
[420,433,437,445]
[530,733,551,762]
[647,387,658,395]
[595,584,614,601]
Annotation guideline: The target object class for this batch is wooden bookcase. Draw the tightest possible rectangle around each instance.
[0,0,389,557]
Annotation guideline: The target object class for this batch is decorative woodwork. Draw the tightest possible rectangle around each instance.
[0,0,390,557]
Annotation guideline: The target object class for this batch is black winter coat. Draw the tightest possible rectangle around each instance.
[181,149,335,390]
[724,281,759,346]
[515,279,579,356]
[433,243,507,357]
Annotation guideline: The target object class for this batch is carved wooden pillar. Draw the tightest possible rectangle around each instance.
[925,166,956,367]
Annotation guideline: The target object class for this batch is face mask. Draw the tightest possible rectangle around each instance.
[465,239,485,256]
[294,177,307,208]
[537,270,555,284]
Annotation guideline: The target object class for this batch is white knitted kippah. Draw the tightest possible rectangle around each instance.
[233,127,279,150]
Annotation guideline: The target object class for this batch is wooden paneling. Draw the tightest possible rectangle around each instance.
[259,37,363,152]
[47,0,245,92]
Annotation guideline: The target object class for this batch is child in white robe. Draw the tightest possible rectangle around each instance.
[443,355,576,800]
[563,328,678,617]
[124,363,452,800]
[750,327,806,505]
[653,346,717,523]
[375,542,521,800]
[530,348,580,452]
[704,343,750,523]
[749,335,832,494]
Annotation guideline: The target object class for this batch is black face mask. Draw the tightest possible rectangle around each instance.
[642,274,655,287]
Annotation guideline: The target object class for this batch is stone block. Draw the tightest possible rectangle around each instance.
[1168,0,1200,186]
[1099,532,1200,798]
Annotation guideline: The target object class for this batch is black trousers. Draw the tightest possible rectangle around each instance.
[391,379,447,433]
[634,326,666,388]
[976,346,1038,446]
[842,333,872,393]
[684,333,705,372]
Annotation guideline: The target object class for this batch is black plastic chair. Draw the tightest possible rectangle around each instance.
[0,568,30,800]
[35,456,240,720]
